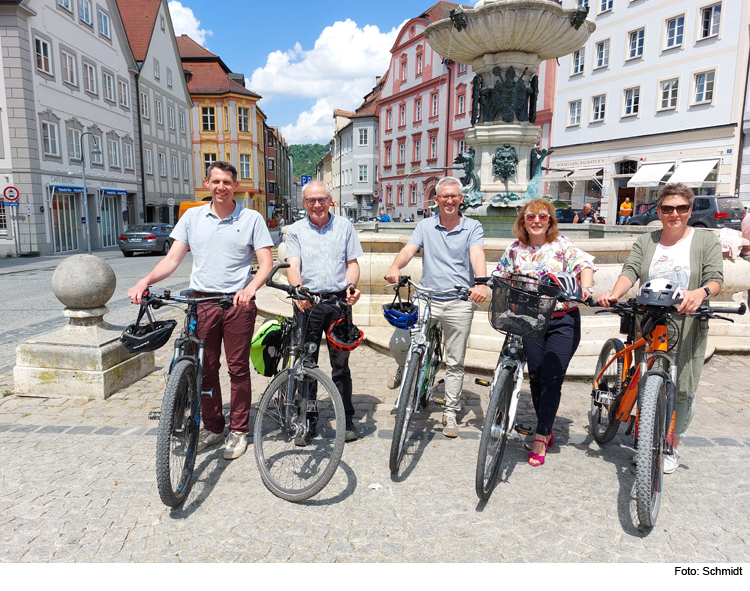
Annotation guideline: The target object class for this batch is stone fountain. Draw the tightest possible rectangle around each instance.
[424,0,595,209]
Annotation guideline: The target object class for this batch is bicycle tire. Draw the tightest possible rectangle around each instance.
[389,349,422,474]
[254,367,345,502]
[635,374,667,528]
[155,359,199,507]
[420,338,441,408]
[590,338,625,444]
[475,367,513,501]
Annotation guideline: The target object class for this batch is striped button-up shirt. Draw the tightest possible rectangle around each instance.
[284,214,363,292]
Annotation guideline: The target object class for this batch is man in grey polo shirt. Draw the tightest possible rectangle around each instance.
[128,161,273,460]
[385,176,487,438]
[285,180,363,442]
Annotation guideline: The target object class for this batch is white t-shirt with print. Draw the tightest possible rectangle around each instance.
[648,229,694,289]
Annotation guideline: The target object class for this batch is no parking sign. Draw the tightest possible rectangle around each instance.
[3,186,19,206]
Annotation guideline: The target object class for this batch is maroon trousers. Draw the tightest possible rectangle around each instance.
[197,301,257,434]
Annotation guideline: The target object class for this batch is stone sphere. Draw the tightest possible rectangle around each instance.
[52,254,116,309]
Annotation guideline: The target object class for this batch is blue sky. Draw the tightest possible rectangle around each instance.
[168,1,454,144]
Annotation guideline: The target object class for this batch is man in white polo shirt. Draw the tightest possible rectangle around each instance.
[127,161,273,460]
[385,176,487,438]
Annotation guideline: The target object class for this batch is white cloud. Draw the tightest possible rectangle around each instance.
[251,19,406,143]
[168,1,212,46]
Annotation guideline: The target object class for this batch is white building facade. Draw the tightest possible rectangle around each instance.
[548,0,750,221]
[334,110,379,220]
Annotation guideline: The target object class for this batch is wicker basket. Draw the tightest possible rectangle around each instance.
[489,272,560,338]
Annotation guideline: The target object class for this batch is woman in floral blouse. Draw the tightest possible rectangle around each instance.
[496,199,596,466]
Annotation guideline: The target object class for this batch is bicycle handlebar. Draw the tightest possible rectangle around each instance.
[266,262,350,307]
[593,297,746,321]
[141,288,234,309]
[386,275,471,299]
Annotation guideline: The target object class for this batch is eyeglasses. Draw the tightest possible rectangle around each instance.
[525,213,550,222]
[437,193,461,201]
[304,198,328,205]
[660,204,690,214]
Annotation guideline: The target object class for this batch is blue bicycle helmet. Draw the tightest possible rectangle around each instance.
[383,282,418,329]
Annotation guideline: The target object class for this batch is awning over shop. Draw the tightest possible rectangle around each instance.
[49,185,85,193]
[101,189,128,196]
[543,170,573,182]
[566,167,603,182]
[342,201,357,208]
[627,162,675,188]
[665,159,719,187]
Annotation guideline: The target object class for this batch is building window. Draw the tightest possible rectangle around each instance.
[103,72,114,101]
[415,98,422,121]
[599,0,612,12]
[268,181,276,194]
[700,4,721,39]
[268,131,273,147]
[223,107,229,131]
[58,0,72,11]
[98,9,110,38]
[402,60,407,81]
[665,15,684,49]
[628,29,644,59]
[414,139,421,161]
[387,186,393,204]
[118,80,129,107]
[358,165,368,182]
[179,112,186,134]
[68,128,81,160]
[0,205,6,231]
[595,40,609,69]
[42,122,59,156]
[398,142,405,164]
[144,148,153,174]
[238,107,249,132]
[358,128,368,146]
[153,59,160,80]
[160,16,165,31]
[61,50,77,85]
[202,107,215,131]
[386,145,392,166]
[398,186,404,205]
[171,155,178,178]
[168,106,175,129]
[577,0,588,6]
[159,152,166,177]
[203,153,216,178]
[124,143,134,169]
[572,48,585,75]
[417,54,422,74]
[91,136,102,164]
[182,158,189,180]
[84,63,96,93]
[458,94,466,114]
[166,68,172,88]
[35,38,52,74]
[155,100,163,124]
[592,95,606,121]
[108,139,120,167]
[410,185,417,205]
[140,92,149,118]
[458,139,466,154]
[459,63,467,74]
[400,105,406,127]
[660,78,679,110]
[239,154,251,179]
[79,0,92,25]
[623,87,640,116]
[268,157,274,171]
[386,109,393,130]
[429,136,437,159]
[569,100,581,125]
[431,93,439,117]
[694,71,715,103]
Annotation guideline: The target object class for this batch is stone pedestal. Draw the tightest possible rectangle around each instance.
[13,254,155,399]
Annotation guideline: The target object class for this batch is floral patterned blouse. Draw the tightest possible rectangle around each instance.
[495,235,597,311]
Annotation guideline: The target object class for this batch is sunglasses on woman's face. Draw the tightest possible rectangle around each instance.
[525,213,550,222]
[660,204,690,214]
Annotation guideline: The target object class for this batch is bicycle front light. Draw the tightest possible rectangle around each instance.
[413,334,426,345]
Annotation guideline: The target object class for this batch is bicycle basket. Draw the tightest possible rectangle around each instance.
[488,272,560,338]
[250,317,284,377]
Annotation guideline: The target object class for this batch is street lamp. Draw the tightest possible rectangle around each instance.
[79,132,102,254]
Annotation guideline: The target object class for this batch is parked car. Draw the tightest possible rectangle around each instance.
[627,196,746,230]
[555,208,580,223]
[356,216,377,222]
[118,224,173,257]
[294,211,306,221]
[625,204,659,226]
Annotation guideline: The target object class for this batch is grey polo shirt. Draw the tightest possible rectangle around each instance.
[284,214,364,292]
[408,213,484,300]
[170,201,273,293]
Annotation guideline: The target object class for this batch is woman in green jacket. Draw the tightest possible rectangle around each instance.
[597,183,723,473]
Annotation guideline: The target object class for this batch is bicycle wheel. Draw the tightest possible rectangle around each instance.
[475,367,513,501]
[254,367,345,502]
[590,338,625,444]
[155,359,199,507]
[389,350,422,474]
[420,337,441,408]
[635,374,667,528]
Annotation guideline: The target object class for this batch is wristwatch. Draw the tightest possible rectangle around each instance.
[702,286,712,299]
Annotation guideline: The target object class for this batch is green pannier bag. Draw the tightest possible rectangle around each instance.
[250,317,283,377]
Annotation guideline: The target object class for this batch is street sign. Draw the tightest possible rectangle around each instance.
[372,188,380,198]
[3,186,19,201]
[3,202,19,207]
[167,197,175,206]
[301,175,312,186]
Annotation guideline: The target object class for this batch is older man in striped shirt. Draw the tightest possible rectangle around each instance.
[285,180,364,442]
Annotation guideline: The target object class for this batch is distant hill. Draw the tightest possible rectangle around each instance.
[290,144,328,178]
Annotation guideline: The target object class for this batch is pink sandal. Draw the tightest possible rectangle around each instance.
[528,436,550,467]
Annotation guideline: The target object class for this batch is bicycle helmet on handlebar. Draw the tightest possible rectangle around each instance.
[539,272,581,301]
[636,278,684,307]
[327,309,364,353]
[383,279,418,329]
[121,319,177,353]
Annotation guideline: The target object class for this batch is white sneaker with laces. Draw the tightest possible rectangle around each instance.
[223,431,248,460]
[197,428,223,452]
[442,413,459,438]
[663,449,680,474]
[387,366,403,390]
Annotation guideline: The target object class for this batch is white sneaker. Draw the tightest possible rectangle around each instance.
[442,413,459,438]
[387,366,403,390]
[663,449,680,474]
[197,428,223,452]
[223,431,248,460]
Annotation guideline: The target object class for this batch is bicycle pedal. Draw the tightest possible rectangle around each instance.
[201,389,213,398]
[474,378,490,387]
[437,379,444,385]
[148,410,161,421]
[515,424,534,436]
[433,397,445,404]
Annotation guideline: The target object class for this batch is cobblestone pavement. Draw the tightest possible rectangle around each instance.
[0,309,749,563]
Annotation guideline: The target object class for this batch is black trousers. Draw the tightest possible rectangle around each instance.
[523,308,581,437]
[294,301,355,418]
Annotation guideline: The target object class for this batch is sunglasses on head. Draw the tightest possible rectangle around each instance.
[660,204,690,214]
[525,213,550,222]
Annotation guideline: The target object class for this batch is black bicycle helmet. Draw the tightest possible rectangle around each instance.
[636,278,684,307]
[539,272,580,301]
[121,319,177,353]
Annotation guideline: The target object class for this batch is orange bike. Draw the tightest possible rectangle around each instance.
[590,292,745,528]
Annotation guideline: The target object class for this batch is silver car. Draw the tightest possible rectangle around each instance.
[118,223,174,257]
